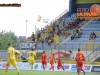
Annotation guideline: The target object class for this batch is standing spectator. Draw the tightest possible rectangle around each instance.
[90,32,96,39]
[32,32,35,42]
[56,19,60,29]
[62,18,65,27]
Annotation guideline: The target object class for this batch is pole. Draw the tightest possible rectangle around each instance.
[35,20,37,33]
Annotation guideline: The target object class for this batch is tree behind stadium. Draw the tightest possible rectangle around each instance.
[0,31,20,50]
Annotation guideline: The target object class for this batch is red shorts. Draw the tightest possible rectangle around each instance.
[50,61,54,65]
[57,63,62,68]
[76,61,83,69]
[42,61,47,65]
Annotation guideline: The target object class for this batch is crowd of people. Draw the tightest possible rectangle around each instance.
[30,17,86,48]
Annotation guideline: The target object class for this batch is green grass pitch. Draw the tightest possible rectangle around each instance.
[0,70,99,75]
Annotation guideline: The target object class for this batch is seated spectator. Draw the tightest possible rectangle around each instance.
[75,33,79,38]
[87,38,92,42]
[90,32,96,39]
[71,34,75,40]
[48,38,51,45]
[79,29,82,35]
[98,18,100,21]
[65,30,70,36]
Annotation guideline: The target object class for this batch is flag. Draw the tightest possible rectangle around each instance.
[37,15,41,22]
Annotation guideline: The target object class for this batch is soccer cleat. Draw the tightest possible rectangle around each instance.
[17,72,20,75]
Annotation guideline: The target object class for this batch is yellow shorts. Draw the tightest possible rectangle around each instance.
[7,59,16,65]
[29,58,35,63]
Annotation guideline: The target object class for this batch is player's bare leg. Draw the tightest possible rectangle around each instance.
[49,64,54,71]
[77,68,80,75]
[42,64,45,71]
[13,65,20,75]
[61,66,65,71]
[3,64,9,74]
[79,67,85,75]
[29,63,33,70]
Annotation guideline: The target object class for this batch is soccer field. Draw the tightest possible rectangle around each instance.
[0,70,99,75]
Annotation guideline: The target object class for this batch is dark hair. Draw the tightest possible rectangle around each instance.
[53,54,55,55]
[43,51,45,53]
[32,48,34,51]
[78,48,80,51]
[8,43,11,46]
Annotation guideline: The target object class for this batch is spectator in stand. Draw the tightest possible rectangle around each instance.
[62,18,65,27]
[98,18,100,22]
[75,32,79,38]
[54,33,59,48]
[79,29,82,35]
[56,19,60,29]
[49,24,53,34]
[65,30,70,37]
[32,32,35,42]
[87,38,92,42]
[34,33,38,43]
[48,38,51,45]
[90,32,96,39]
[71,34,75,41]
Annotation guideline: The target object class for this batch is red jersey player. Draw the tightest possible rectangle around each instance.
[56,55,65,71]
[76,49,85,75]
[49,54,55,71]
[40,51,47,71]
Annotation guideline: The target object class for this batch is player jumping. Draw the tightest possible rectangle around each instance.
[49,54,55,71]
[40,51,47,71]
[3,43,20,75]
[56,55,65,71]
[28,48,36,70]
[76,49,85,75]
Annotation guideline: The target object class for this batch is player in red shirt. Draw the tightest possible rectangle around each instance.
[56,55,65,71]
[40,51,47,71]
[49,54,55,71]
[76,49,85,75]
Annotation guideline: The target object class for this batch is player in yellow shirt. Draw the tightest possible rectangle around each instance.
[3,43,20,74]
[28,48,36,70]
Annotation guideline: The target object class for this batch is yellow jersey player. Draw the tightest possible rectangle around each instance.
[3,43,20,74]
[28,48,36,70]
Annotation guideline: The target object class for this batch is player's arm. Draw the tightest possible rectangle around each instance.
[34,52,36,58]
[82,53,85,61]
[8,49,11,60]
[61,58,64,64]
[75,53,78,61]
[54,57,56,63]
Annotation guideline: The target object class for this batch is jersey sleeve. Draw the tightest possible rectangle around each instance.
[8,48,11,53]
[34,52,36,56]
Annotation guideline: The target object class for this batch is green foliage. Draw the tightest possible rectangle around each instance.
[0,31,20,50]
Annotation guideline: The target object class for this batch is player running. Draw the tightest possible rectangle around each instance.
[3,43,20,75]
[28,48,36,70]
[49,54,55,71]
[40,51,47,71]
[76,49,85,75]
[56,55,65,71]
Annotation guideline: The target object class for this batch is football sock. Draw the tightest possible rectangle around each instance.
[15,65,19,73]
[5,66,8,73]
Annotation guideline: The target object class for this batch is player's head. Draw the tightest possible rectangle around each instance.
[58,54,60,57]
[31,48,34,51]
[52,54,55,56]
[43,51,45,53]
[78,48,80,52]
[8,43,12,47]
